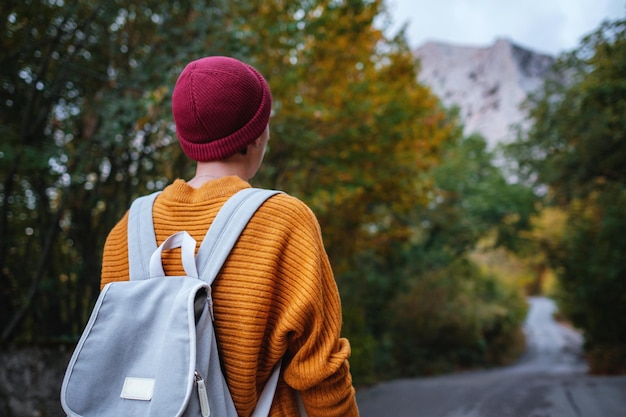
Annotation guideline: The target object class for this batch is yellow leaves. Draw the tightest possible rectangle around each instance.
[242,0,459,266]
[524,206,567,244]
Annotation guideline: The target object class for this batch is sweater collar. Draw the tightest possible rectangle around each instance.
[162,176,251,204]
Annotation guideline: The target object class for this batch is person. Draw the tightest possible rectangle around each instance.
[100,56,359,417]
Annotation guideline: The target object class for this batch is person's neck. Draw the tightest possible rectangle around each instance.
[187,160,248,188]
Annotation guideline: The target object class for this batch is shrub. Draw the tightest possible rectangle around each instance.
[555,186,626,374]
[387,259,527,376]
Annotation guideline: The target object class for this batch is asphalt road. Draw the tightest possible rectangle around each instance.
[356,297,626,417]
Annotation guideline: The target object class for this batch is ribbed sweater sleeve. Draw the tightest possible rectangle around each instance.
[100,177,359,417]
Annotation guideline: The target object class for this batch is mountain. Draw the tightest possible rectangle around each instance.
[414,38,556,148]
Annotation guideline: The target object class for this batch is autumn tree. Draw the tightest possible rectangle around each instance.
[229,0,453,265]
[225,0,458,380]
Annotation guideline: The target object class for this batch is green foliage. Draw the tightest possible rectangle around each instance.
[508,19,626,203]
[417,133,537,270]
[387,259,527,376]
[356,129,536,379]
[334,132,532,382]
[554,185,626,373]
[507,18,626,373]
[0,0,243,342]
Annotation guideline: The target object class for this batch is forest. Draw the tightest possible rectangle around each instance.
[1,0,625,384]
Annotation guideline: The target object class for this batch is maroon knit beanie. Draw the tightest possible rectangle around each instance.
[172,56,272,161]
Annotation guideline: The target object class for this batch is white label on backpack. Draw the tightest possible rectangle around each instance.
[120,377,155,401]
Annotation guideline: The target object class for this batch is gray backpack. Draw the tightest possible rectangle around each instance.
[61,188,281,417]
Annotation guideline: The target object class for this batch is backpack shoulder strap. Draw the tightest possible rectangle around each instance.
[196,188,281,285]
[127,191,161,281]
[127,188,280,282]
[196,188,283,416]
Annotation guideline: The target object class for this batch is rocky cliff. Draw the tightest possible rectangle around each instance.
[414,38,555,147]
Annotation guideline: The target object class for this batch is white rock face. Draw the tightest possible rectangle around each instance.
[414,39,555,148]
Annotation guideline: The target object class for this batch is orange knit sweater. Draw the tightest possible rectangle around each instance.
[100,176,359,417]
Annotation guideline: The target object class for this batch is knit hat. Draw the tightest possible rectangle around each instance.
[172,56,272,161]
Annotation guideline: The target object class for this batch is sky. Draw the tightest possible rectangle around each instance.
[385,0,626,55]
